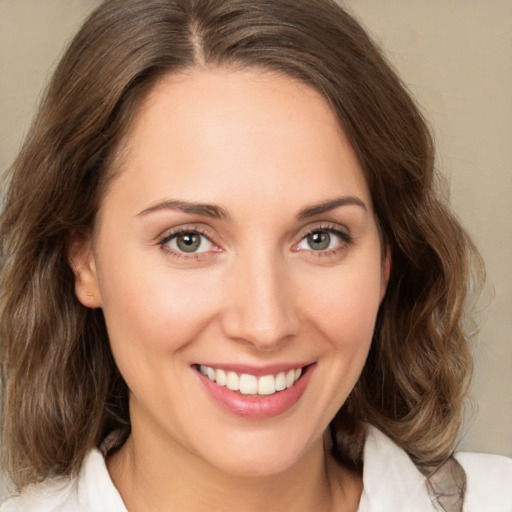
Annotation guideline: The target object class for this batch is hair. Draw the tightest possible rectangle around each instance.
[0,0,483,489]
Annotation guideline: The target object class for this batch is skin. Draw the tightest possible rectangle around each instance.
[71,68,390,512]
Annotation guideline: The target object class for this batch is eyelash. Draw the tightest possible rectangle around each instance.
[293,224,353,257]
[157,226,217,261]
[156,223,353,261]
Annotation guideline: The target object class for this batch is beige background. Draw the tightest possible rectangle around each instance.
[0,0,510,473]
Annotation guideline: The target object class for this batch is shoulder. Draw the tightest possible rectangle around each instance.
[455,450,512,511]
[359,426,435,510]
[1,477,78,512]
[360,426,512,512]
[0,450,126,512]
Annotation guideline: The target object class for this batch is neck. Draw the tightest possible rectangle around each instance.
[107,423,361,512]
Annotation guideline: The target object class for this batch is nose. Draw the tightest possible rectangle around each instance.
[220,250,300,351]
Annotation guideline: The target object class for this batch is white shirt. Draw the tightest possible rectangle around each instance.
[2,427,511,511]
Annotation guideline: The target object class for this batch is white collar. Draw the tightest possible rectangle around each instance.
[76,449,127,511]
[358,425,434,511]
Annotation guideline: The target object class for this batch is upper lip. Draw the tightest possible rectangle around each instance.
[193,362,315,377]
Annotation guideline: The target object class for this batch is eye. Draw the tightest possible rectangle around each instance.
[163,230,213,254]
[296,227,350,252]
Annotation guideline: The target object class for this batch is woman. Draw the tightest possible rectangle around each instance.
[0,0,510,511]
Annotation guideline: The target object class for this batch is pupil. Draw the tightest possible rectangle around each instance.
[308,231,330,251]
[177,233,200,252]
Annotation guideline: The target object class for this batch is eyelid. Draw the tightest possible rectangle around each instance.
[156,224,222,260]
[292,222,353,253]
[154,222,352,261]
[295,222,351,241]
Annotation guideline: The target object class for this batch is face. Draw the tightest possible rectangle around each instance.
[72,68,389,477]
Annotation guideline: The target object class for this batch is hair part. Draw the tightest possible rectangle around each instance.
[0,0,483,488]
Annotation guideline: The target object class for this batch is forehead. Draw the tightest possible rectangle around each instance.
[103,68,371,216]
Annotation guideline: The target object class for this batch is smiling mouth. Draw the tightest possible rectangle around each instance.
[195,364,305,396]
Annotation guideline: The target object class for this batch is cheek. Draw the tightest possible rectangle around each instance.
[291,257,383,426]
[97,254,224,359]
[299,260,383,349]
[98,264,226,415]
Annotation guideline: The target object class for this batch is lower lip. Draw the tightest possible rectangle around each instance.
[195,365,315,419]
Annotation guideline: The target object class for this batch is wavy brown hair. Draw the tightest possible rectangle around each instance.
[0,0,482,488]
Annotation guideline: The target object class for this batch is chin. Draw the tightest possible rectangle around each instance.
[209,452,303,479]
[190,427,320,478]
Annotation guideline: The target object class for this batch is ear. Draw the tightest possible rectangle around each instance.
[380,245,391,302]
[67,230,102,308]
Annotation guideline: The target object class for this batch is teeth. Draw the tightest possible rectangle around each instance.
[198,365,303,396]
[216,369,227,387]
[226,371,239,391]
[275,372,286,391]
[258,374,275,395]
[239,374,258,395]
[285,369,295,388]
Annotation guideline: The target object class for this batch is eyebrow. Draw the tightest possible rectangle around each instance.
[297,196,367,219]
[137,199,230,220]
[137,195,366,221]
